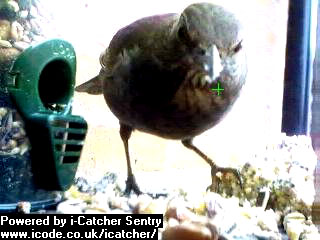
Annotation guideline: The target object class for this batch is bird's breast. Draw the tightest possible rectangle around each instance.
[102,50,240,139]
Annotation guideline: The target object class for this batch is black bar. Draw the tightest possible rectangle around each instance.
[282,0,313,135]
[311,1,320,138]
[0,214,162,239]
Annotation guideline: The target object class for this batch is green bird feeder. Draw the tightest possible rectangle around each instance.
[0,39,88,212]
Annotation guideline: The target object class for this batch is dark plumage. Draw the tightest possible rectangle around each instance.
[76,2,247,194]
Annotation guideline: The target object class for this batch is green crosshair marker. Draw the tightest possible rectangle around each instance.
[211,81,224,96]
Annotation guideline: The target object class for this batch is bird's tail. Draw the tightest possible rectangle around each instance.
[75,75,103,95]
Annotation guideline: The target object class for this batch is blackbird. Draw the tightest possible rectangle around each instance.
[76,2,247,195]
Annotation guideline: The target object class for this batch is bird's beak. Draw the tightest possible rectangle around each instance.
[199,45,223,87]
[206,45,223,81]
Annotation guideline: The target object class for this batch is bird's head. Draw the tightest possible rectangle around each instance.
[177,2,244,62]
[174,2,246,89]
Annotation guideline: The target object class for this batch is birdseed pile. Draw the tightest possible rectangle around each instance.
[34,134,319,240]
[0,0,54,52]
[0,0,55,155]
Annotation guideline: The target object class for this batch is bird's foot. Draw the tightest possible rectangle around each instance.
[207,166,242,192]
[124,174,142,195]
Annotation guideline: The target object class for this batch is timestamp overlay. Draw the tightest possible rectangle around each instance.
[0,214,163,239]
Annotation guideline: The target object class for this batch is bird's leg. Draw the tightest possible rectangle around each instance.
[181,138,242,192]
[120,123,142,195]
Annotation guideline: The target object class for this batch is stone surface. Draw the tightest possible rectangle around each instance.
[0,20,11,40]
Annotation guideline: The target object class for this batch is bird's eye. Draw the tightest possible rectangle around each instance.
[196,47,206,55]
[233,41,242,53]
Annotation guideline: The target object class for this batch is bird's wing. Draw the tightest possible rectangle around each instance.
[102,14,178,72]
[75,14,178,96]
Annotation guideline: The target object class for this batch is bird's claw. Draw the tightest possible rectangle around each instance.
[206,175,221,192]
[207,166,243,192]
[124,174,142,195]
